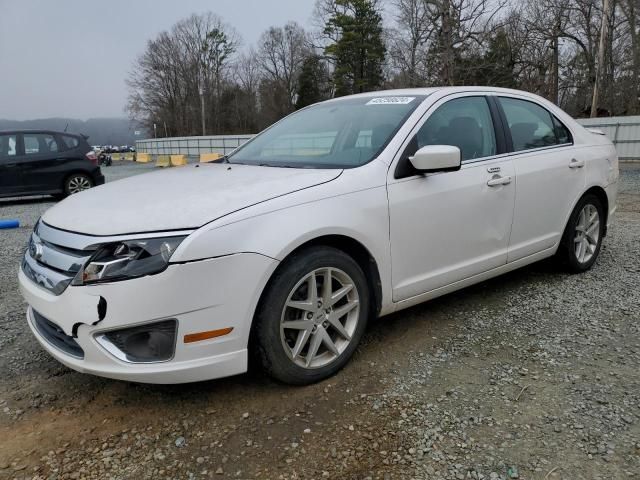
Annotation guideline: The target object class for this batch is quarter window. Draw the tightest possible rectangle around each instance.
[413,96,497,162]
[552,116,572,144]
[23,133,59,155]
[60,135,79,150]
[0,134,17,158]
[499,97,571,151]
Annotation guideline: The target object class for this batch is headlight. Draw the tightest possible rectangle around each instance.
[74,236,186,285]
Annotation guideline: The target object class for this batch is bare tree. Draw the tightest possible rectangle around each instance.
[258,22,310,121]
[388,0,436,86]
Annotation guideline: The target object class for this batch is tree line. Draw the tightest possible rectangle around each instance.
[126,0,640,137]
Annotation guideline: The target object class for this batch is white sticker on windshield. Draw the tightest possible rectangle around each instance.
[366,96,415,105]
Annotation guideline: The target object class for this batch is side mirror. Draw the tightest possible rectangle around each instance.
[409,145,461,173]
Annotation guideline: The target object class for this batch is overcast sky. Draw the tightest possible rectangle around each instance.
[0,0,315,120]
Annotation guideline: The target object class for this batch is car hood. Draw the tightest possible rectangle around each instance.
[42,163,342,236]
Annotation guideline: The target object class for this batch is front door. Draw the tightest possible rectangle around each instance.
[388,95,516,302]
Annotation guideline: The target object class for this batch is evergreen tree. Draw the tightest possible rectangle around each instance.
[323,0,386,96]
[295,55,331,109]
[476,28,518,88]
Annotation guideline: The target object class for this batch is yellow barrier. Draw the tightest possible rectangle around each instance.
[200,152,223,163]
[137,153,151,163]
[170,154,188,166]
[155,155,171,167]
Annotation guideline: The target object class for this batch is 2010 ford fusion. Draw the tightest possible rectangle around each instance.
[19,87,618,385]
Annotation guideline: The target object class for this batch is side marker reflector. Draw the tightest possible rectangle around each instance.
[184,327,234,344]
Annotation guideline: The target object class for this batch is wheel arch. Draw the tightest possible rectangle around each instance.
[582,185,609,235]
[255,234,383,322]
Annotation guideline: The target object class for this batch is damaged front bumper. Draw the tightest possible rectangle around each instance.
[19,251,278,384]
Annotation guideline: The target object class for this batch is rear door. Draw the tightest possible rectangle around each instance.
[496,96,585,262]
[0,133,21,195]
[19,132,64,193]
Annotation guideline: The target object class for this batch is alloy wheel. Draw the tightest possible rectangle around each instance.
[574,203,600,264]
[280,267,360,369]
[68,176,92,194]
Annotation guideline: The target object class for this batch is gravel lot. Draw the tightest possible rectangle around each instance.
[0,162,638,480]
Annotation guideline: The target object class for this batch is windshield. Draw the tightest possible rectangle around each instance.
[228,95,426,168]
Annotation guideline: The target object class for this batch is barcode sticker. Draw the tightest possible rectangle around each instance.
[366,97,415,105]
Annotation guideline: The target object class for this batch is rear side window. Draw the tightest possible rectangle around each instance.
[0,134,17,158]
[23,133,59,154]
[499,97,571,151]
[60,135,80,150]
[414,96,497,161]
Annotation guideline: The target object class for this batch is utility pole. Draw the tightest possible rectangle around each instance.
[550,17,560,105]
[591,0,613,117]
[199,71,206,136]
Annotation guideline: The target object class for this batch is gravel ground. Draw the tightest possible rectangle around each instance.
[0,163,638,480]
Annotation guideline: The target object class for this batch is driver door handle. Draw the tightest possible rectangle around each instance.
[569,158,585,169]
[487,175,512,187]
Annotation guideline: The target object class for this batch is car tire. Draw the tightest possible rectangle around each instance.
[64,173,94,196]
[252,246,370,385]
[557,194,605,273]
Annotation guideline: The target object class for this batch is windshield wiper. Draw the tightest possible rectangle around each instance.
[207,154,229,164]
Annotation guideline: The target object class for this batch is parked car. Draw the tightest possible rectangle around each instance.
[18,87,618,385]
[0,130,105,198]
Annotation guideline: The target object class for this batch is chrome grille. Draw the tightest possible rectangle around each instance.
[22,222,95,295]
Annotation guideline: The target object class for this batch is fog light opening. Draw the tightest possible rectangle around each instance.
[96,319,177,363]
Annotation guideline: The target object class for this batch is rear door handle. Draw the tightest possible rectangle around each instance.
[5,163,17,168]
[569,158,585,169]
[487,175,512,187]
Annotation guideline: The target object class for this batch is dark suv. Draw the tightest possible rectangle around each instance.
[0,130,105,199]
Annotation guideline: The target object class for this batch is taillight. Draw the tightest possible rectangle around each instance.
[86,151,98,165]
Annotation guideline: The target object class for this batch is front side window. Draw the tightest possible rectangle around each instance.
[23,133,59,155]
[412,96,497,162]
[0,134,17,158]
[229,95,426,168]
[499,97,570,151]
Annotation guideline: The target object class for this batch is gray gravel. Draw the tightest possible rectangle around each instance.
[0,163,638,479]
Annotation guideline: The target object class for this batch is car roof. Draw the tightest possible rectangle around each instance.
[321,86,548,103]
[0,129,83,137]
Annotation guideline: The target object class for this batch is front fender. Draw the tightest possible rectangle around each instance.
[172,185,392,309]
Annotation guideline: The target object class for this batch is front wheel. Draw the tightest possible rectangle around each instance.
[252,246,370,385]
[557,194,605,272]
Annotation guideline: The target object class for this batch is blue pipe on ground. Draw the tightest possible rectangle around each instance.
[0,219,20,229]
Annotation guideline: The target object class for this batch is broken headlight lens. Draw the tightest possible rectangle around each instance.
[75,236,186,285]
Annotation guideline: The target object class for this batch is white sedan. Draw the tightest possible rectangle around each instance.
[19,87,618,385]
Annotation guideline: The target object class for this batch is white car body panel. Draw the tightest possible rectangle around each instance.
[388,156,516,301]
[18,86,618,383]
[42,163,341,235]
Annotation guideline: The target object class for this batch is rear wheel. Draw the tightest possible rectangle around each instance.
[64,174,93,196]
[557,194,605,272]
[252,246,370,385]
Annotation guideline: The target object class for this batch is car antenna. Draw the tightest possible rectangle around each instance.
[64,122,69,132]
